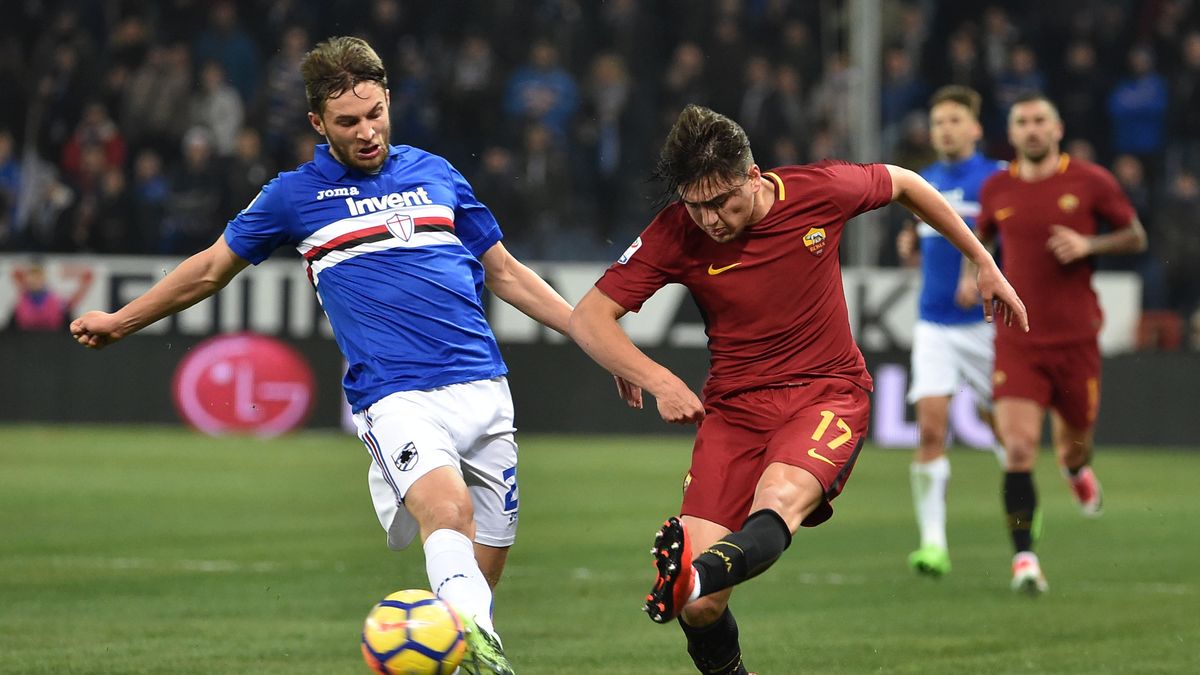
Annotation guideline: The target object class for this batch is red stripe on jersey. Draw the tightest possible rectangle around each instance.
[304,225,390,261]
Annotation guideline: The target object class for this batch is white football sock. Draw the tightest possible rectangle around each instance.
[910,456,950,549]
[424,528,496,634]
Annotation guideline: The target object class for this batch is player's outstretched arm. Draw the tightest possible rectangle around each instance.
[885,164,1029,331]
[568,288,704,424]
[480,241,572,335]
[70,236,250,349]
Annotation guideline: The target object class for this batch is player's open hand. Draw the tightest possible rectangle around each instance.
[1047,225,1091,264]
[69,311,126,349]
[614,375,643,409]
[976,264,1029,332]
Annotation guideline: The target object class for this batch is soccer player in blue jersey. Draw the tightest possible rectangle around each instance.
[69,36,576,675]
[896,86,1006,578]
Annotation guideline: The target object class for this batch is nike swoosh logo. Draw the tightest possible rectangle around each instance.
[707,262,742,275]
[995,207,1014,221]
[807,447,836,466]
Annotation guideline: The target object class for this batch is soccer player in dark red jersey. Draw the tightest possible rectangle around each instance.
[976,93,1147,595]
[567,104,1028,675]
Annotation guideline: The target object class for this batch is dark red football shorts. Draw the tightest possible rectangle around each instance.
[993,338,1101,430]
[680,377,870,531]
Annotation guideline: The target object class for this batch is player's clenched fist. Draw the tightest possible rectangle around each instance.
[69,311,124,349]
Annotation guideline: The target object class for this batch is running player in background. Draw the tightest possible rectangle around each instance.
[69,36,580,674]
[976,92,1147,595]
[896,86,1006,578]
[569,104,1027,675]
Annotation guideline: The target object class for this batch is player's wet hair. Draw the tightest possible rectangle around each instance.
[654,104,754,206]
[1009,91,1061,121]
[929,85,982,119]
[301,36,388,115]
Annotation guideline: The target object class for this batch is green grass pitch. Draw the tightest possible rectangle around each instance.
[1,426,1197,673]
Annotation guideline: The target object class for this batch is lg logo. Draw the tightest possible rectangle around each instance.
[172,333,315,437]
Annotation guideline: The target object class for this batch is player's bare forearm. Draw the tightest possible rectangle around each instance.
[71,237,247,347]
[568,289,675,393]
[1091,218,1148,256]
[481,242,572,335]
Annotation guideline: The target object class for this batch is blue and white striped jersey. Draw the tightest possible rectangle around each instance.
[915,152,1006,325]
[224,144,507,412]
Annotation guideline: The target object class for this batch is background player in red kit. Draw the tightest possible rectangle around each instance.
[568,104,1028,675]
[976,93,1147,595]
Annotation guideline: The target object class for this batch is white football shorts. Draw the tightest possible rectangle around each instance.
[352,377,519,551]
[907,320,996,408]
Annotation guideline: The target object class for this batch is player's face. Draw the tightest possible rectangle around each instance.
[680,165,765,243]
[929,101,981,161]
[309,82,391,173]
[1008,100,1063,163]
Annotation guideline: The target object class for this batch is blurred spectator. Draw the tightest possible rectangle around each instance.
[260,25,311,166]
[0,129,19,246]
[9,261,92,332]
[193,1,259,105]
[390,39,437,151]
[442,34,500,167]
[472,146,527,254]
[1057,40,1111,161]
[122,43,192,159]
[130,149,170,252]
[223,128,270,216]
[737,56,776,147]
[1108,45,1169,178]
[990,44,1046,145]
[808,53,855,157]
[32,44,89,161]
[1065,138,1098,164]
[60,102,126,185]
[1167,31,1200,178]
[759,65,808,148]
[881,45,929,159]
[160,127,224,254]
[1154,170,1200,321]
[577,52,634,241]
[706,14,747,116]
[191,61,245,157]
[504,39,579,143]
[660,42,709,122]
[515,123,572,258]
[980,6,1018,78]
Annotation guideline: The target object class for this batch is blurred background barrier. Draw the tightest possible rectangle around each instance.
[4,328,1196,445]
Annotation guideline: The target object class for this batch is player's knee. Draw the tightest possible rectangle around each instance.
[1002,435,1038,468]
[418,498,476,535]
[917,422,947,457]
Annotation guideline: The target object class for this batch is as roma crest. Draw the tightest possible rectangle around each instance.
[385,213,414,241]
[803,227,827,256]
[1058,193,1079,213]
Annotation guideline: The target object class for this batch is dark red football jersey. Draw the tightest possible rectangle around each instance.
[977,155,1136,346]
[595,161,893,402]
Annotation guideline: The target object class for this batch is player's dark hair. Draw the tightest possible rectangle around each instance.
[1009,91,1061,120]
[301,36,388,115]
[928,85,982,119]
[654,104,754,204]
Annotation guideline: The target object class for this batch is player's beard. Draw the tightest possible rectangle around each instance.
[329,125,391,174]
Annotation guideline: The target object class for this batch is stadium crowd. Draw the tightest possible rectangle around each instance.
[1,0,1198,346]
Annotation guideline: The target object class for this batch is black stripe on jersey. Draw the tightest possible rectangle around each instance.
[307,231,393,263]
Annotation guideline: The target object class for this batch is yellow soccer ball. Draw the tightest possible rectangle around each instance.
[361,589,466,674]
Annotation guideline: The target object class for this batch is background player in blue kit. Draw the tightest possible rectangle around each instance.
[68,36,578,675]
[895,86,1006,578]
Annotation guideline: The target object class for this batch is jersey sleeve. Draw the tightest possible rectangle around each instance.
[223,176,294,265]
[445,159,504,259]
[1090,165,1137,228]
[594,215,679,313]
[820,161,894,220]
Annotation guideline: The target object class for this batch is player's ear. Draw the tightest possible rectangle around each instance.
[308,111,325,137]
